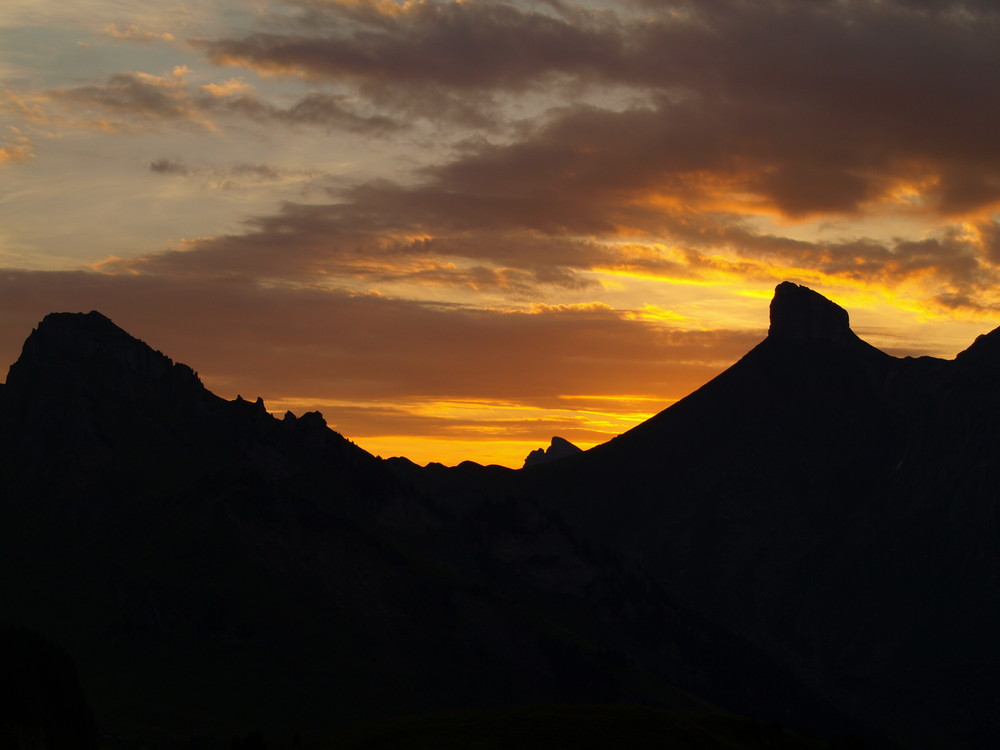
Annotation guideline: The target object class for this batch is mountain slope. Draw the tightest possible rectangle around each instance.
[6,289,994,748]
[516,282,1000,748]
[0,310,815,748]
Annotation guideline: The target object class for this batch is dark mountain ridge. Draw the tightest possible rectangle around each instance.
[384,282,1000,747]
[3,285,997,748]
[0,307,843,749]
[507,282,1000,748]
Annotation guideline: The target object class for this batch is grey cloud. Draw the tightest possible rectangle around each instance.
[53,73,196,123]
[50,74,405,135]
[120,123,1000,306]
[105,218,605,296]
[199,1,623,92]
[147,158,328,192]
[196,0,1000,215]
[149,157,189,174]
[218,92,405,135]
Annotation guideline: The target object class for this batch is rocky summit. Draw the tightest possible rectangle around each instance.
[522,436,583,469]
[767,281,853,342]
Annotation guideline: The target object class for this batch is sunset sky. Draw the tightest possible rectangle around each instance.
[3,0,1000,466]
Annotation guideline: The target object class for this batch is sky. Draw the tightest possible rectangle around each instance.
[3,0,1000,467]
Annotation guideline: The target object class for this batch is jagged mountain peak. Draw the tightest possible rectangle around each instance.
[767,282,857,345]
[0,311,377,502]
[5,310,203,397]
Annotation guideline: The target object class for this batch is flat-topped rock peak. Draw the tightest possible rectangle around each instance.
[768,282,856,345]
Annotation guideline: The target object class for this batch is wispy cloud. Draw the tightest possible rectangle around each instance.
[148,157,331,192]
[0,131,33,165]
[26,67,403,135]
[101,22,176,43]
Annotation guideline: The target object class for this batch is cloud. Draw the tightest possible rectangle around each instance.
[0,90,49,126]
[147,158,332,193]
[192,0,1000,215]
[218,91,404,134]
[48,68,210,130]
[149,157,189,175]
[101,23,175,43]
[14,1,1000,218]
[710,219,1000,306]
[106,104,1000,307]
[38,69,404,135]
[0,132,33,165]
[99,230,604,296]
[199,78,252,97]
[198,0,623,92]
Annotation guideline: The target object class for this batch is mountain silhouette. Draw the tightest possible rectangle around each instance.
[504,282,1000,748]
[3,285,996,748]
[0,308,842,748]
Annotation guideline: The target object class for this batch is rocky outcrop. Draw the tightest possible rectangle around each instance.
[523,436,583,469]
[5,310,204,400]
[767,281,857,346]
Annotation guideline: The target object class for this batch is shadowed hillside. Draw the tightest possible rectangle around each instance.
[4,285,996,748]
[0,309,842,748]
[505,283,1000,748]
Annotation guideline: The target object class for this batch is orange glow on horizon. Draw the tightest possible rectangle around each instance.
[258,394,663,468]
[352,435,598,468]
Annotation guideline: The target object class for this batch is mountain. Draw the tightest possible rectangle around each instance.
[523,436,583,468]
[506,282,1000,748]
[0,310,840,749]
[5,285,997,749]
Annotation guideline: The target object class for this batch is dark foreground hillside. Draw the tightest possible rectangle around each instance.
[322,704,838,750]
[4,283,996,749]
[508,283,1000,749]
[0,306,852,749]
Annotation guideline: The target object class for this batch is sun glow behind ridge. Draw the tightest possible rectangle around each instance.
[4,0,1000,469]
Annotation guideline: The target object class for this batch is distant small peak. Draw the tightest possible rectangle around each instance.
[522,436,583,469]
[768,282,854,344]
